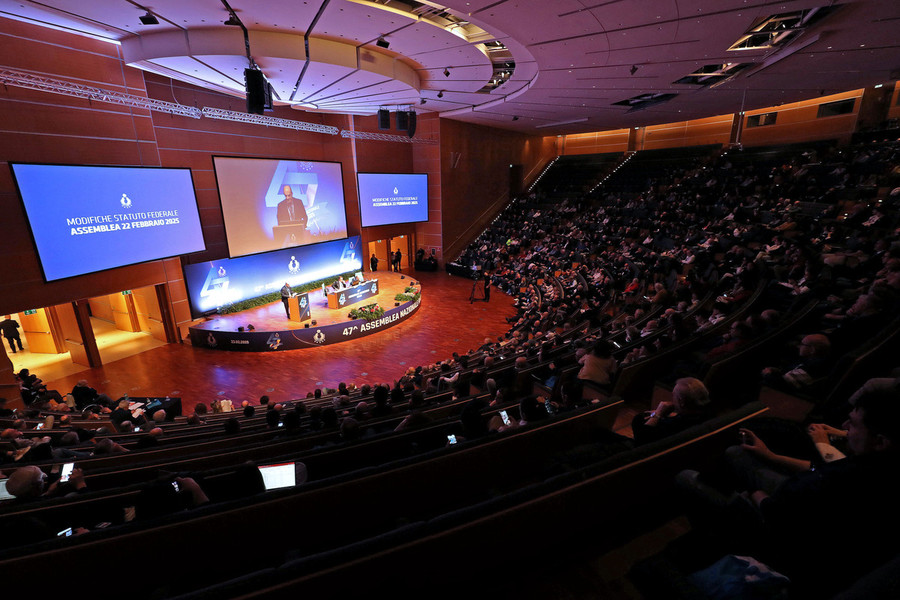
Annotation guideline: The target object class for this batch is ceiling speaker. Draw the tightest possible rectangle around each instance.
[407,111,417,138]
[245,69,267,115]
[396,110,409,131]
[377,109,390,130]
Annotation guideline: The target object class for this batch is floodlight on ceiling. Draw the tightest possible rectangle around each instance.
[376,36,390,49]
[224,15,241,26]
[437,90,444,98]
[139,11,159,25]
[443,68,450,77]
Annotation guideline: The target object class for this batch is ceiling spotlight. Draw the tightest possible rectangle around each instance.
[630,65,638,75]
[437,90,444,98]
[420,98,427,105]
[512,116,519,121]
[376,36,390,49]
[224,15,241,26]
[139,11,159,25]
[443,68,450,77]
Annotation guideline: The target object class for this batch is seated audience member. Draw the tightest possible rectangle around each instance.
[110,398,145,430]
[187,413,205,425]
[761,333,832,393]
[518,395,551,426]
[135,476,210,520]
[577,340,617,389]
[632,377,712,445]
[151,409,168,426]
[5,464,87,501]
[223,417,241,434]
[70,379,106,410]
[677,385,900,596]
[92,437,128,455]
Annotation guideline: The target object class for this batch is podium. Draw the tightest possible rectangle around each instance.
[273,224,309,247]
[288,292,311,322]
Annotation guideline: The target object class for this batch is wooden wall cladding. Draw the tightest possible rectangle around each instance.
[887,84,900,121]
[642,114,733,150]
[562,129,630,155]
[739,90,863,147]
[438,119,554,260]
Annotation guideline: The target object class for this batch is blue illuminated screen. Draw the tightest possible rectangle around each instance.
[357,172,428,227]
[10,163,205,282]
[214,157,349,258]
[183,236,363,317]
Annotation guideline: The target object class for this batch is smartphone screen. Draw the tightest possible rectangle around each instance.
[447,434,457,445]
[500,410,511,426]
[60,462,75,483]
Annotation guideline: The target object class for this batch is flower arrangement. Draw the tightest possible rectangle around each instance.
[395,285,421,303]
[349,303,385,321]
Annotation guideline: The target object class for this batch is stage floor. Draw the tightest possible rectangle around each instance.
[38,270,515,410]
[191,272,414,332]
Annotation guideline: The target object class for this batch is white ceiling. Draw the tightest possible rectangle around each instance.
[1,0,898,135]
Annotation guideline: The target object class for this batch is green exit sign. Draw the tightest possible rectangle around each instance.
[23,309,37,315]
[121,290,132,295]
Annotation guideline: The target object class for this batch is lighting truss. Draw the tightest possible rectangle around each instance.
[0,68,202,118]
[340,129,438,144]
[2,68,438,143]
[200,107,339,135]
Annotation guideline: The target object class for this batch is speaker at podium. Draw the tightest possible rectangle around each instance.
[288,292,311,322]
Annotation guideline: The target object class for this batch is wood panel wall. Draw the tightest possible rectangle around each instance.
[888,83,900,122]
[561,129,630,156]
[739,90,863,146]
[641,114,734,150]
[439,120,555,260]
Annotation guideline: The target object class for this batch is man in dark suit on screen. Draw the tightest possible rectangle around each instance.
[276,185,308,227]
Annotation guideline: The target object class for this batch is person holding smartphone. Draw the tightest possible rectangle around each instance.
[4,464,88,501]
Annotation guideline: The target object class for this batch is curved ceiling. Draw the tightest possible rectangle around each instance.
[0,0,898,135]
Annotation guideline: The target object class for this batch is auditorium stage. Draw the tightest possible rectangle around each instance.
[189,272,421,351]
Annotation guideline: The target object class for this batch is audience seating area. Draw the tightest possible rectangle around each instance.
[3,136,900,598]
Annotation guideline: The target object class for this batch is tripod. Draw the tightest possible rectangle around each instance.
[469,275,485,303]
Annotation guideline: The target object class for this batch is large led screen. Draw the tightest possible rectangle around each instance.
[184,236,363,317]
[357,172,428,227]
[10,163,205,282]
[214,157,349,258]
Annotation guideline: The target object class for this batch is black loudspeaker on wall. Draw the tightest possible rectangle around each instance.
[377,109,390,130]
[407,111,417,138]
[245,68,267,115]
[396,110,409,131]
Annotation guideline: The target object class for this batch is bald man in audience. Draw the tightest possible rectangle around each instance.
[762,333,832,393]
[5,464,87,501]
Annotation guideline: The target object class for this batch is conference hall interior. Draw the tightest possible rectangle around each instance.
[2,1,900,598]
